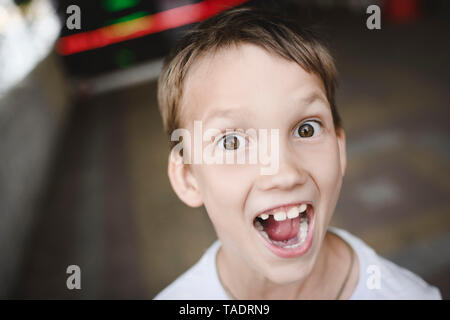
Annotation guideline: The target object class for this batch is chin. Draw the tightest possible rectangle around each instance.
[257,251,317,286]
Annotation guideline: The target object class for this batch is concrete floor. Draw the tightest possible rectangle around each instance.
[14,13,450,299]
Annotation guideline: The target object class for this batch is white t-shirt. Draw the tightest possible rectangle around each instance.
[154,227,442,300]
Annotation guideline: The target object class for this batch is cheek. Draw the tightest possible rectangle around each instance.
[194,165,255,227]
[305,140,343,205]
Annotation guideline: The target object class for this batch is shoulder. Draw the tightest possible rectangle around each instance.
[329,227,442,300]
[153,240,228,300]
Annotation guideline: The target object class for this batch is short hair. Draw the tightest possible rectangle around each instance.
[157,6,341,149]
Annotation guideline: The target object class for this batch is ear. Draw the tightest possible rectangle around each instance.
[167,150,203,208]
[336,128,347,177]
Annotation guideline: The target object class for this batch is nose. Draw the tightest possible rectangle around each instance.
[255,143,308,191]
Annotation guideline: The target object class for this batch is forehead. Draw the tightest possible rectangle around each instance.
[179,43,327,126]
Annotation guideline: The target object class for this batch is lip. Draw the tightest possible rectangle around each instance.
[254,204,315,259]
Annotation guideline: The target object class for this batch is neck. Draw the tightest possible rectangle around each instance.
[217,232,335,300]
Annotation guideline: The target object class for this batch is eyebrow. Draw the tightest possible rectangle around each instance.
[203,107,249,128]
[294,90,328,108]
[202,90,328,127]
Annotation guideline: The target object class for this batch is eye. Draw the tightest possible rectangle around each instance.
[218,134,246,151]
[294,120,322,138]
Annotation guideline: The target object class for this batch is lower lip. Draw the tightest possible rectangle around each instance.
[255,206,315,259]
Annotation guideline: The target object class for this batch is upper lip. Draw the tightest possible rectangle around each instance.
[252,201,313,221]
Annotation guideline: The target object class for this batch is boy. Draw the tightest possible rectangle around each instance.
[154,6,441,299]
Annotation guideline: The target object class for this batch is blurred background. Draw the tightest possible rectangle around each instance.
[0,0,449,299]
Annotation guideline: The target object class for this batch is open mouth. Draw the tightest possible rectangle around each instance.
[253,203,314,258]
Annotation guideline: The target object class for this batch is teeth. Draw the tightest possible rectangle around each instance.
[299,203,307,213]
[287,206,300,219]
[300,232,307,242]
[300,220,308,232]
[256,203,309,223]
[300,220,308,241]
[254,220,264,231]
[273,211,287,221]
[261,230,269,240]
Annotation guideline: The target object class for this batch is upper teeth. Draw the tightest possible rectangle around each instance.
[260,213,269,220]
[287,207,300,219]
[258,204,308,222]
[274,211,286,221]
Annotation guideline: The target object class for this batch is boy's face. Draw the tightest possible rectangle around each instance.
[171,43,346,284]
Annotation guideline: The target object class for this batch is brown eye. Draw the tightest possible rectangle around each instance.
[222,135,241,150]
[298,124,314,137]
[295,121,322,138]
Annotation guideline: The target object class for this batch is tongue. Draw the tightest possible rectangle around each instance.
[262,216,300,241]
